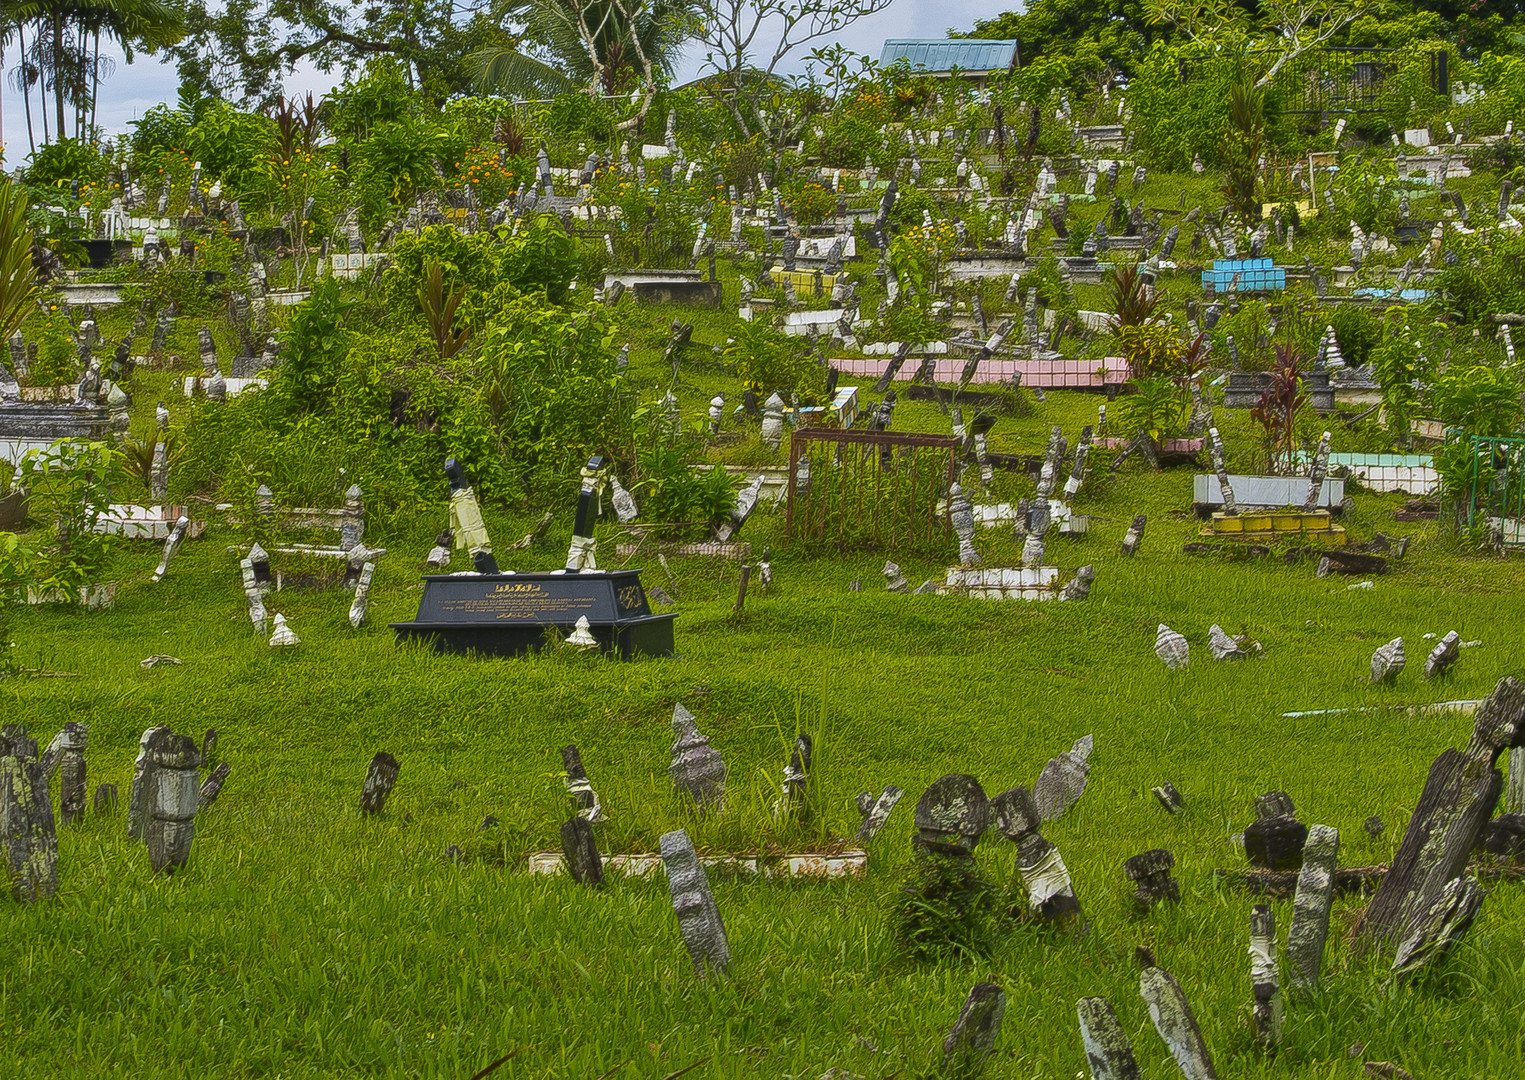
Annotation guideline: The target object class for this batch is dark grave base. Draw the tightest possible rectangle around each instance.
[390,569,675,659]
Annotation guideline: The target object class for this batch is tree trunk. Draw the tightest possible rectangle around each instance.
[20,25,37,155]
[53,17,67,142]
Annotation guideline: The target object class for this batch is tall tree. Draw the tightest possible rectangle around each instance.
[472,0,697,127]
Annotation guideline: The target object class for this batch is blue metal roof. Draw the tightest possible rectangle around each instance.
[879,40,1018,73]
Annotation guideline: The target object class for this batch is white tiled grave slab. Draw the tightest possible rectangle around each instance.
[1193,475,1344,508]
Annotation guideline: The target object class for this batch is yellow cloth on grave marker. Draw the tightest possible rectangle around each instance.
[449,487,492,555]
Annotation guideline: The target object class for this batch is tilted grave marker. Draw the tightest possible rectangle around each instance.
[1358,676,1525,953]
[1077,996,1141,1080]
[1140,957,1218,1080]
[942,982,1006,1078]
[1286,824,1339,991]
[660,828,731,978]
[360,751,400,816]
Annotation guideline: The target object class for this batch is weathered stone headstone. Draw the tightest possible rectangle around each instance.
[1125,849,1179,911]
[670,705,726,811]
[1034,734,1092,822]
[1358,676,1525,953]
[992,783,1083,924]
[1153,781,1185,814]
[942,982,1006,1077]
[561,744,605,823]
[1371,638,1406,683]
[360,751,400,815]
[1286,824,1339,991]
[856,785,903,843]
[1060,565,1095,602]
[915,774,990,855]
[149,515,190,583]
[268,612,300,647]
[347,560,375,628]
[1207,624,1248,662]
[1390,876,1485,984]
[1249,904,1282,1048]
[1077,996,1141,1080]
[94,783,118,815]
[777,733,812,819]
[146,732,201,873]
[127,725,170,840]
[1119,514,1147,557]
[659,828,731,978]
[49,722,89,825]
[1422,630,1460,679]
[883,561,910,593]
[1208,428,1237,514]
[1245,792,1308,871]
[1140,958,1218,1080]
[1155,624,1189,670]
[561,816,604,887]
[199,761,232,811]
[0,726,58,901]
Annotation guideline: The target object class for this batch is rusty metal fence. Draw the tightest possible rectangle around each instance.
[786,429,958,553]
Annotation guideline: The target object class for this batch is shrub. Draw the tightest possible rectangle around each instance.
[24,139,111,190]
[722,319,824,397]
[184,101,277,202]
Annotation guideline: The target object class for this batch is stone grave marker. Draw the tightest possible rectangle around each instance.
[1286,824,1339,991]
[561,745,605,823]
[914,774,990,856]
[1390,876,1485,984]
[1033,734,1092,822]
[1245,791,1308,871]
[855,785,903,842]
[147,731,200,873]
[1155,625,1189,670]
[127,725,170,840]
[1140,957,1218,1080]
[199,762,232,812]
[360,751,400,815]
[1371,638,1406,683]
[660,828,731,978]
[1124,849,1179,912]
[0,726,58,901]
[1077,996,1141,1080]
[1249,904,1282,1048]
[1422,630,1460,679]
[942,982,1006,1077]
[561,816,603,887]
[1358,676,1525,953]
[670,705,726,812]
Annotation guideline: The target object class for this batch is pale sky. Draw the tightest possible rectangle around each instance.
[0,0,1008,163]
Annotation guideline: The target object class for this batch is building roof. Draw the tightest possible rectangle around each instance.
[879,40,1019,73]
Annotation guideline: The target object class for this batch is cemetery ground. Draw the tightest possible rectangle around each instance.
[5,295,1525,1078]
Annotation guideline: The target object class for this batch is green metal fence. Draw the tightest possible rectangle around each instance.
[1466,435,1525,546]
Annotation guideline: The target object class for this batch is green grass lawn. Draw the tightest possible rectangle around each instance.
[5,387,1524,1077]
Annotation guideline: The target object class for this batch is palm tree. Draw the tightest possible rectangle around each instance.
[472,0,697,103]
[6,0,183,145]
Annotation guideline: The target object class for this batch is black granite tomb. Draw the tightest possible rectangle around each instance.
[390,569,675,659]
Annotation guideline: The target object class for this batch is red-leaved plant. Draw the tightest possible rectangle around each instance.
[1250,344,1307,474]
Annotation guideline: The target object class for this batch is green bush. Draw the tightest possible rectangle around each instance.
[721,319,824,397]
[185,101,277,203]
[380,219,577,328]
[1325,305,1384,369]
[24,139,111,190]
